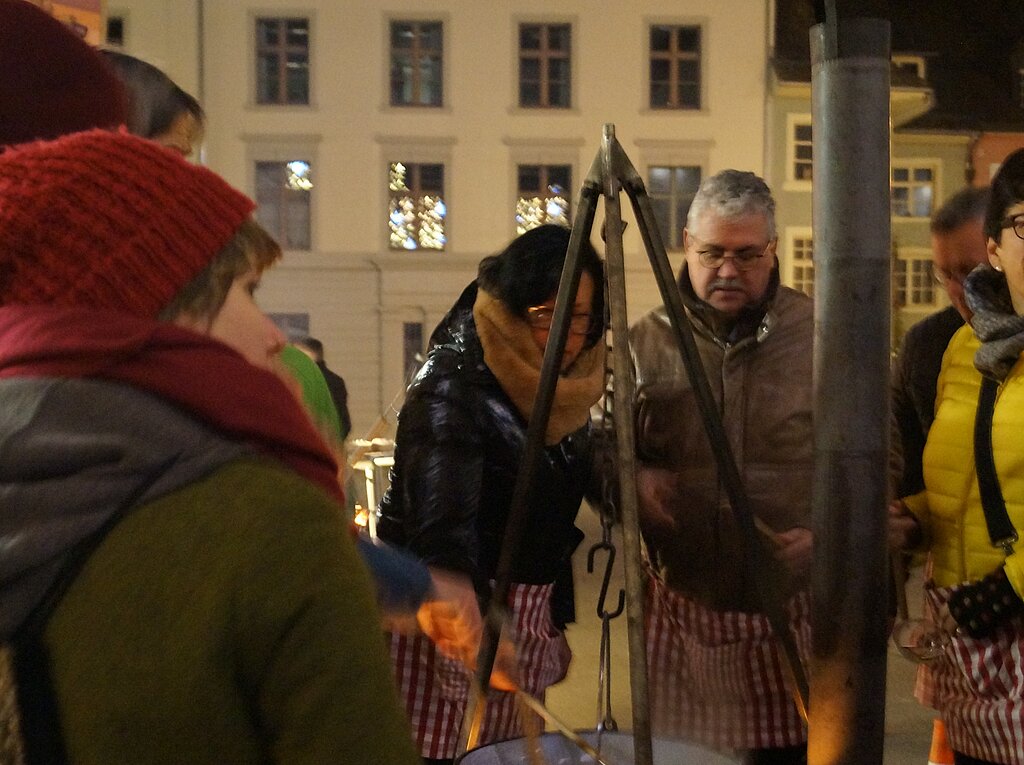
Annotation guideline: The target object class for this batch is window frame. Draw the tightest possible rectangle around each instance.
[785,114,813,191]
[893,246,938,308]
[517,22,573,110]
[647,22,704,111]
[891,160,939,220]
[646,164,702,251]
[784,227,815,298]
[244,135,320,252]
[387,18,445,108]
[515,162,573,234]
[253,15,312,107]
[387,160,447,251]
[504,138,583,239]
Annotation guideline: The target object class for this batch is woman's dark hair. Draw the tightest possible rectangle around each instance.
[477,224,606,348]
[100,50,204,139]
[985,148,1024,241]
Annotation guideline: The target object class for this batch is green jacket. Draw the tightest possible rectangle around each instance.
[45,458,418,765]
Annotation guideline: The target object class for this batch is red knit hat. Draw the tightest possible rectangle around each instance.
[0,0,128,148]
[0,129,256,317]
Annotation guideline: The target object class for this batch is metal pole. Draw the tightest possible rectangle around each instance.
[808,11,891,765]
[599,125,654,765]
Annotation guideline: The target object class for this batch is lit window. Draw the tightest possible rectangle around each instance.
[390,21,443,107]
[516,164,571,233]
[649,25,701,110]
[892,163,935,218]
[789,235,814,297]
[518,24,571,109]
[255,160,312,250]
[648,165,701,250]
[255,18,310,105]
[389,162,446,250]
[894,256,936,306]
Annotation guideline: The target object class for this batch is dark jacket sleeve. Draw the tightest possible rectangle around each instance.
[378,374,484,578]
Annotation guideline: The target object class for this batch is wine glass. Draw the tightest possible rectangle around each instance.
[891,552,947,663]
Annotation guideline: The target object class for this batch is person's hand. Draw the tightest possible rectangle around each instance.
[888,500,922,552]
[772,527,813,578]
[416,567,482,665]
[415,568,518,690]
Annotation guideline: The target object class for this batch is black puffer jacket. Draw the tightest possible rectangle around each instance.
[376,283,590,626]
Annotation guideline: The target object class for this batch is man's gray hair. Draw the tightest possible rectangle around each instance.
[686,169,777,240]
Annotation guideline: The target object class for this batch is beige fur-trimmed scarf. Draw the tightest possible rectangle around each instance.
[473,288,605,445]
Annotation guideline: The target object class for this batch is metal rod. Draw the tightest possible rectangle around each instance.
[599,124,655,765]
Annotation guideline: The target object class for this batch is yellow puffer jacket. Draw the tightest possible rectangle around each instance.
[904,323,1024,597]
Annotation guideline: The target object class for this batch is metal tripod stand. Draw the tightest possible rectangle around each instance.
[461,124,809,765]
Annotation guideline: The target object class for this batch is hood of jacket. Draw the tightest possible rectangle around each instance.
[0,377,249,639]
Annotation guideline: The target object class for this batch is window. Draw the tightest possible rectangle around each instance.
[390,21,443,107]
[892,163,935,218]
[649,25,701,110]
[787,231,814,297]
[891,54,926,80]
[518,24,571,109]
[106,16,125,47]
[894,253,936,307]
[389,161,446,250]
[255,160,312,250]
[786,116,813,186]
[516,164,571,233]
[648,165,701,250]
[255,18,310,105]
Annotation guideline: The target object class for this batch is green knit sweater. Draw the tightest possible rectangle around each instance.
[44,458,418,764]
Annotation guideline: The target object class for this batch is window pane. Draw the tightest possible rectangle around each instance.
[286,54,309,104]
[892,167,909,182]
[520,25,541,50]
[650,26,671,51]
[650,82,670,108]
[649,167,671,194]
[549,165,572,190]
[285,19,308,45]
[420,56,443,105]
[677,27,700,52]
[420,22,443,50]
[520,81,540,106]
[548,82,569,108]
[549,25,571,51]
[795,124,813,141]
[679,83,700,108]
[391,22,414,48]
[677,59,699,82]
[549,58,570,83]
[420,163,444,193]
[650,59,670,81]
[518,165,541,191]
[257,19,278,46]
[796,145,813,161]
[257,54,279,103]
[913,167,933,182]
[520,58,540,80]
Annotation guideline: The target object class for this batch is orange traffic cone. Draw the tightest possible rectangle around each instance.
[928,718,954,765]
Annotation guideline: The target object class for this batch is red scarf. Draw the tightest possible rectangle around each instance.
[0,305,343,504]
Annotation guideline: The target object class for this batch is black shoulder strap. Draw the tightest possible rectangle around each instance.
[974,376,1019,552]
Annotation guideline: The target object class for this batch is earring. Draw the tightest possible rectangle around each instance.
[995,265,1004,272]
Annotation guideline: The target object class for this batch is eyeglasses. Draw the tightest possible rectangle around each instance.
[526,306,595,336]
[691,239,772,271]
[1000,213,1024,241]
[932,268,972,288]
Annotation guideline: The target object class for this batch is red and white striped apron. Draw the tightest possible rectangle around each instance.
[645,573,810,751]
[915,581,1024,765]
[387,582,571,760]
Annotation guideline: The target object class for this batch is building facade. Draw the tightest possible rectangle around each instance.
[107,0,770,436]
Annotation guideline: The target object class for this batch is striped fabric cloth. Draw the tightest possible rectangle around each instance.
[916,582,1024,765]
[645,573,810,752]
[387,582,572,760]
